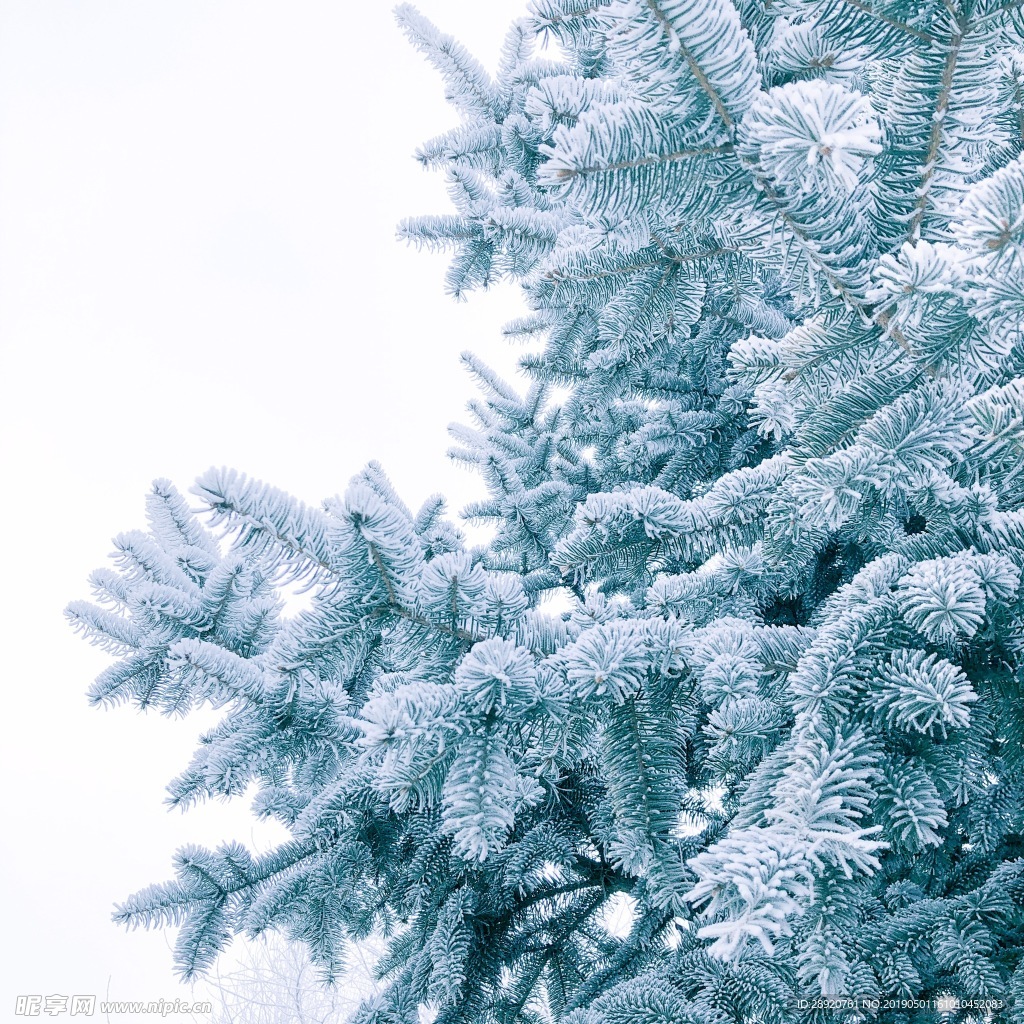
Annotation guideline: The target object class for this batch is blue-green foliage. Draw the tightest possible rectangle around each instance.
[69,0,1024,1019]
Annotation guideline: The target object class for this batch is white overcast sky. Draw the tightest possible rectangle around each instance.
[0,0,534,1007]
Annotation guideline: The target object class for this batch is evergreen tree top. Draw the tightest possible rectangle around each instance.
[70,0,1024,1020]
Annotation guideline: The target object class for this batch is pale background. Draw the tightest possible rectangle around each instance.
[0,0,536,1011]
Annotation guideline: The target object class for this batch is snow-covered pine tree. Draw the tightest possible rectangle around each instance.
[69,0,1024,1019]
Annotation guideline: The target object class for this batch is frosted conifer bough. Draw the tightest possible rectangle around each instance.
[69,0,1024,1019]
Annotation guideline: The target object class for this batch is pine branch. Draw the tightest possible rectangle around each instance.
[835,0,937,43]
[544,143,733,181]
[906,22,967,242]
[646,0,735,128]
